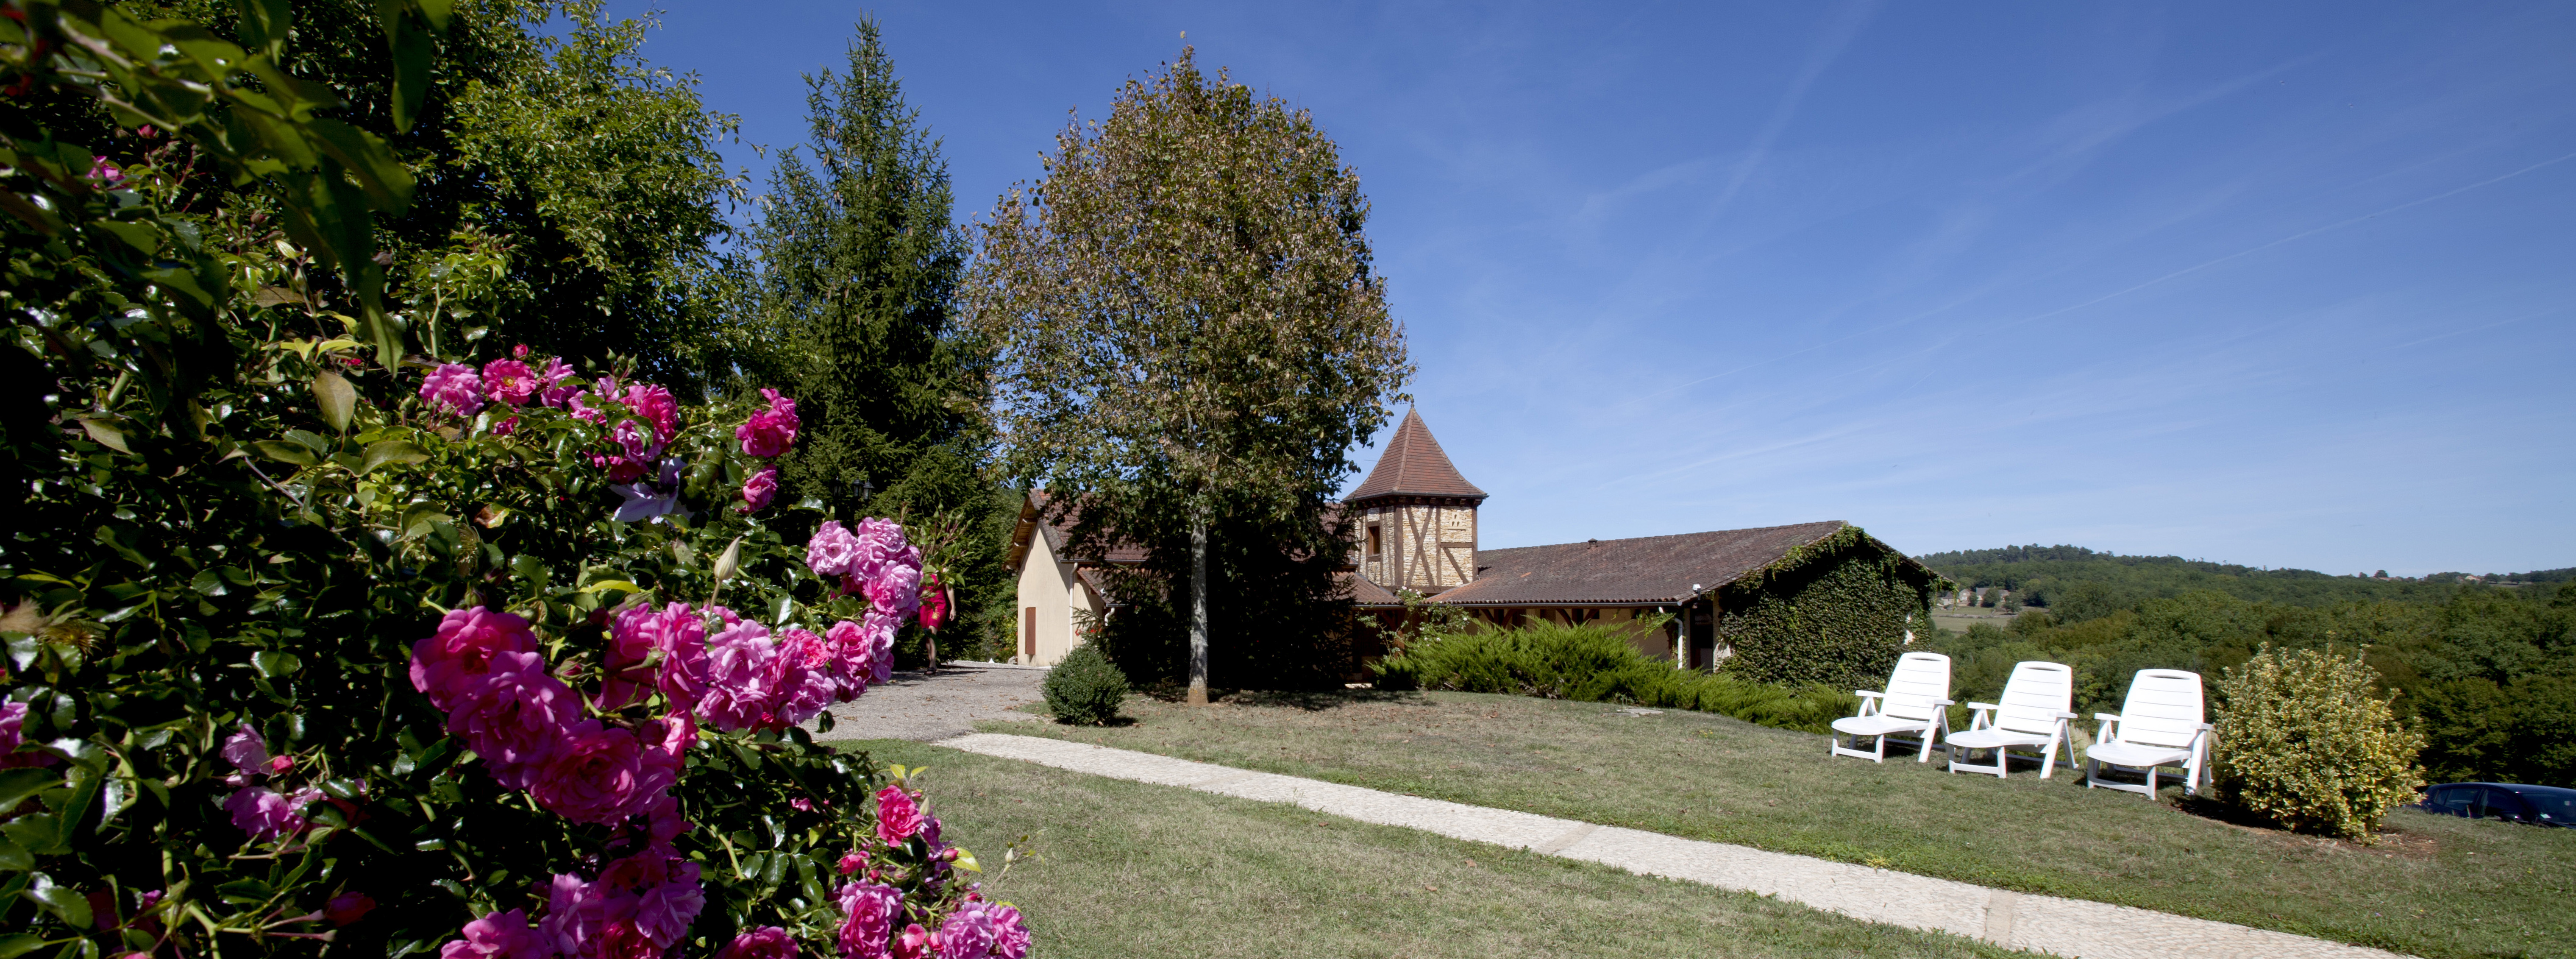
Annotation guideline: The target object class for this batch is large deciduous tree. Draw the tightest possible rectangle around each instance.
[970,49,1411,702]
[725,20,1005,661]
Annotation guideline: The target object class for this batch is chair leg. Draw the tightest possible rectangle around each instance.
[2038,736,2059,780]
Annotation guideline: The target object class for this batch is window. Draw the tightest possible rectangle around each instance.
[2426,786,2474,816]
[1366,524,1382,556]
[1022,607,1037,659]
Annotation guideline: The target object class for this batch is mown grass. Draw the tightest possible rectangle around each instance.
[988,690,2576,959]
[824,738,2032,959]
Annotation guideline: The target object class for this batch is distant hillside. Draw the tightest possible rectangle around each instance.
[1914,543,2570,617]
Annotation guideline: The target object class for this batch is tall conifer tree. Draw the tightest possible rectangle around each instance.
[731,19,1003,658]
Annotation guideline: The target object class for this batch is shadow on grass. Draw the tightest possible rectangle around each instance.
[1126,682,1428,710]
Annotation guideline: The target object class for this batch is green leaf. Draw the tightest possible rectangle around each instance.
[0,769,61,814]
[0,817,61,857]
[361,439,431,474]
[582,580,645,595]
[252,650,301,678]
[75,416,132,454]
[313,370,357,432]
[21,882,86,929]
[90,219,161,255]
[0,836,27,872]
[0,933,39,959]
[250,440,318,467]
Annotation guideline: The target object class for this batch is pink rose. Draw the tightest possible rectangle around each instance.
[220,722,269,775]
[893,923,930,959]
[622,384,680,443]
[837,850,867,874]
[835,882,902,959]
[447,651,578,789]
[87,155,125,187]
[823,620,875,701]
[718,926,798,959]
[695,620,778,733]
[568,390,606,424]
[938,902,999,959]
[528,721,668,825]
[538,873,601,957]
[595,852,704,949]
[874,786,925,846]
[0,701,51,769]
[612,418,658,461]
[223,786,312,841]
[805,521,860,580]
[482,359,539,406]
[988,903,1030,959]
[597,454,647,484]
[736,389,800,457]
[490,415,519,437]
[420,363,486,418]
[865,556,921,619]
[738,466,778,513]
[442,909,548,959]
[537,358,582,407]
[410,608,540,712]
[769,629,839,728]
[863,609,901,684]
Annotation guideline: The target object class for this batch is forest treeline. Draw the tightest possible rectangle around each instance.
[1917,545,2575,786]
[1921,543,2573,619]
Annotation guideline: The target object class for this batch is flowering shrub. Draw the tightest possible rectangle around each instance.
[0,5,1025,956]
[2213,646,2428,841]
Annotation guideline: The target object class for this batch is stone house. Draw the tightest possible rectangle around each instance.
[1006,409,1943,670]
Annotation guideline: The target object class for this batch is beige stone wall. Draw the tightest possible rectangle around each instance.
[1013,533,1104,667]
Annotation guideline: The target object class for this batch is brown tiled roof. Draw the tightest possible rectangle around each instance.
[1348,409,1486,503]
[1430,521,1858,606]
[1010,491,1148,569]
[1344,571,1400,607]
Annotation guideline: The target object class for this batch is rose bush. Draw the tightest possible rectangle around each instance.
[0,4,1024,956]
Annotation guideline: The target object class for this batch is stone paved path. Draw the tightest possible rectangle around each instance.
[936,732,2413,959]
[810,663,1046,741]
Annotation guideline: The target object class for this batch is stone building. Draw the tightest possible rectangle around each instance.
[1007,410,1945,671]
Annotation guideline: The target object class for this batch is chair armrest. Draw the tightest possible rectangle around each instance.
[2055,712,2080,719]
[2093,713,2122,723]
[2194,723,2215,731]
[1933,699,1956,706]
[1965,702,2000,711]
[1853,691,1884,699]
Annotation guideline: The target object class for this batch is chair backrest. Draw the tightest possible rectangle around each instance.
[1880,652,1951,722]
[1992,661,2074,736]
[2114,669,2204,748]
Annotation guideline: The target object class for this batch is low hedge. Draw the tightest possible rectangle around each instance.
[1371,620,1848,733]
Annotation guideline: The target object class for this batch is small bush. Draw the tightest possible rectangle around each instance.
[2213,646,2427,840]
[1044,644,1132,725]
[1371,620,1848,733]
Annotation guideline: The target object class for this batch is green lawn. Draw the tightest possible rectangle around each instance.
[981,690,2576,959]
[831,739,2031,958]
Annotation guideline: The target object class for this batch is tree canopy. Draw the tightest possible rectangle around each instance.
[969,48,1410,697]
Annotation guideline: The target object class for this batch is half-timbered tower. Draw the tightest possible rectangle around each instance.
[1347,410,1486,595]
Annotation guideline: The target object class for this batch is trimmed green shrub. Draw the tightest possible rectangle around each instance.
[2213,646,2427,840]
[1045,644,1133,725]
[1372,621,1849,733]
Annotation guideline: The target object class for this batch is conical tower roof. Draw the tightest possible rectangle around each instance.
[1349,409,1486,503]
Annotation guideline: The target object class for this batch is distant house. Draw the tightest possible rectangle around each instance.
[1347,410,1945,672]
[1008,409,1945,672]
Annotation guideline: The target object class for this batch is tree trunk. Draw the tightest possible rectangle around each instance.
[1188,513,1210,705]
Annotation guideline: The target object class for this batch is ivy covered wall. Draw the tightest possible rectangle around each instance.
[1716,527,1946,689]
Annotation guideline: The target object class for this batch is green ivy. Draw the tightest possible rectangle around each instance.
[1716,527,1944,690]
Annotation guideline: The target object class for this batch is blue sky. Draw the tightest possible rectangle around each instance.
[605,1,2576,576]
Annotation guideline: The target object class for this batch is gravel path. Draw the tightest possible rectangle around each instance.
[935,732,2414,959]
[811,663,1047,741]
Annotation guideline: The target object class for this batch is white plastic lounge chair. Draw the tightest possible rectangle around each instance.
[1945,661,2078,779]
[1830,652,1953,763]
[2084,668,2214,798]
